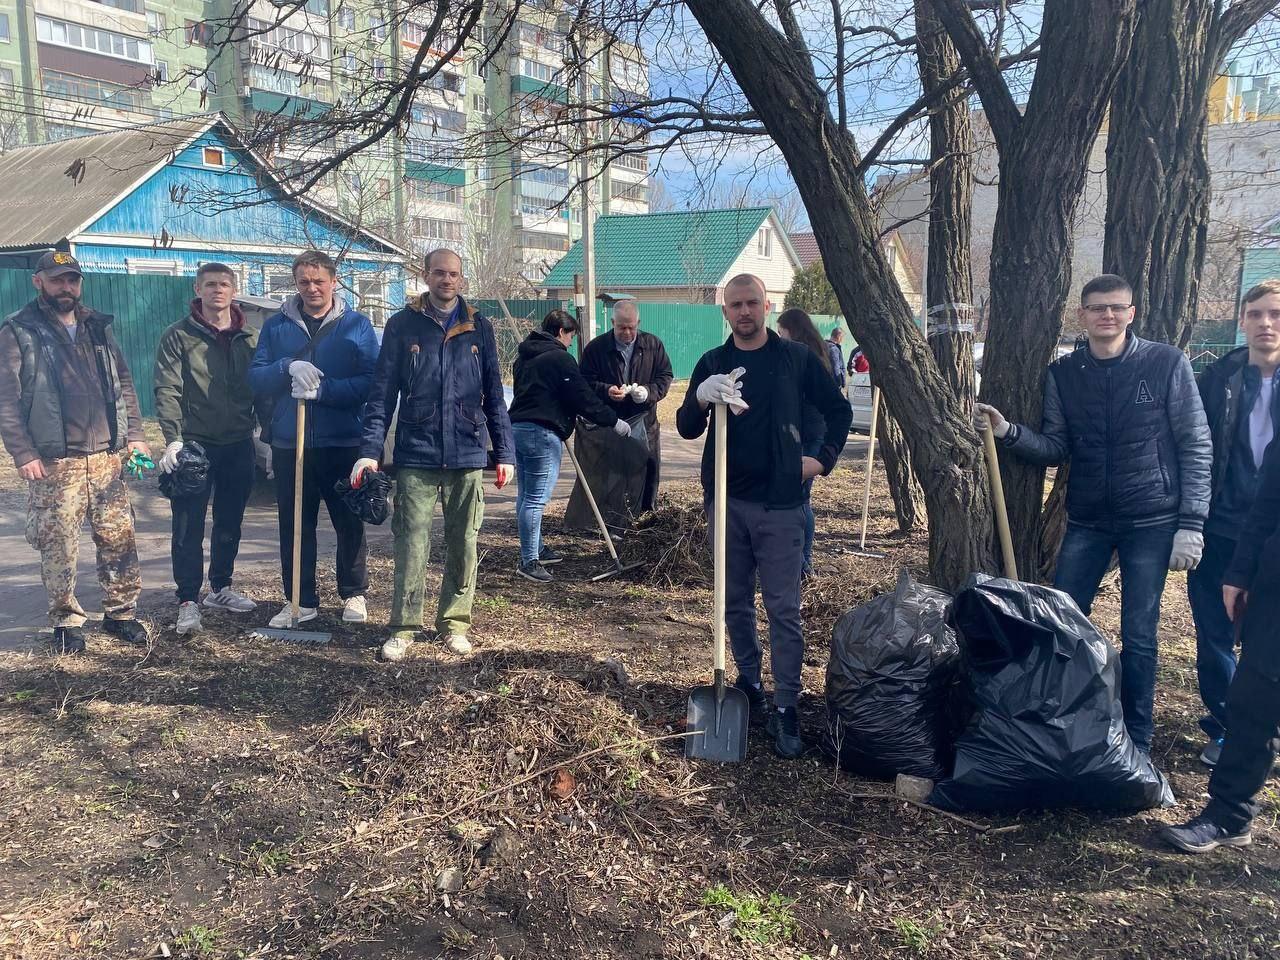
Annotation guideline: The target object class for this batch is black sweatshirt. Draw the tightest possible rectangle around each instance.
[507,331,619,440]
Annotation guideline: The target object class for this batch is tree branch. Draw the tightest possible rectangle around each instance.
[773,0,810,54]
[1216,0,1279,61]
[931,0,1022,149]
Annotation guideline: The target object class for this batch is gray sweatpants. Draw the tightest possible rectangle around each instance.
[707,496,807,707]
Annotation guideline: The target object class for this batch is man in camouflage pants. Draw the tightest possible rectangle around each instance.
[0,252,151,653]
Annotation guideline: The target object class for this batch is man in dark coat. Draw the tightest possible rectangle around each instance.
[579,299,673,511]
[1186,279,1280,766]
[1161,433,1280,853]
[977,273,1212,755]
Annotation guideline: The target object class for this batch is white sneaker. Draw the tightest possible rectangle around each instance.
[202,587,257,612]
[342,595,368,622]
[381,632,415,662]
[268,604,318,628]
[444,633,472,655]
[176,601,202,635]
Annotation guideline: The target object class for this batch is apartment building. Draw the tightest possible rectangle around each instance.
[0,0,651,292]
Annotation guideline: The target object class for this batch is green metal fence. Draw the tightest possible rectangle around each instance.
[1188,342,1240,375]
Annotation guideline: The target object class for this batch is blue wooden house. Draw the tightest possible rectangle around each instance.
[0,114,407,323]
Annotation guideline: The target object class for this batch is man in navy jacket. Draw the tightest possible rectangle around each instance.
[249,250,379,629]
[977,274,1212,755]
[354,248,514,661]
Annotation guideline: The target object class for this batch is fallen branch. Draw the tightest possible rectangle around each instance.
[835,788,1023,836]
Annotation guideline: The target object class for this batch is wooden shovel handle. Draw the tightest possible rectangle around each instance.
[713,403,727,674]
[981,417,1018,579]
[292,400,306,625]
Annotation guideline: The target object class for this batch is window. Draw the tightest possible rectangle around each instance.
[370,18,387,42]
[41,69,149,110]
[413,217,464,242]
[473,92,489,113]
[373,57,386,78]
[246,18,330,60]
[246,64,304,96]
[515,22,564,57]
[401,20,457,52]
[125,258,182,275]
[612,153,648,173]
[36,15,155,64]
[146,10,166,35]
[154,60,168,83]
[0,67,13,93]
[521,230,569,252]
[264,266,295,298]
[337,7,354,30]
[757,227,772,257]
[202,146,225,167]
[519,58,558,83]
[610,180,648,204]
[411,180,462,205]
[341,52,356,73]
[376,177,390,198]
[356,274,388,325]
[185,19,209,46]
[0,13,10,42]
[92,0,144,12]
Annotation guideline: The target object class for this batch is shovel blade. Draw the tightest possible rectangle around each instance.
[684,684,750,762]
[589,560,647,582]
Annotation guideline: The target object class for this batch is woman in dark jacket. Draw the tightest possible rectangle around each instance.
[508,310,629,583]
[777,308,836,576]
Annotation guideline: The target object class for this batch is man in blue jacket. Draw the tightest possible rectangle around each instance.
[353,248,514,661]
[1186,279,1280,766]
[977,274,1213,755]
[249,250,379,629]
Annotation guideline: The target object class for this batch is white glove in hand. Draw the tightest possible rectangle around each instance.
[1169,529,1205,572]
[695,367,748,413]
[292,383,319,400]
[974,402,1010,439]
[159,440,184,474]
[613,418,632,437]
[289,360,323,391]
[629,384,649,404]
[350,457,379,487]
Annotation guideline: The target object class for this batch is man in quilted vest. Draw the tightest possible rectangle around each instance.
[976,274,1212,755]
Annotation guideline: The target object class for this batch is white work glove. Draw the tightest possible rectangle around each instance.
[613,418,632,437]
[974,402,1010,439]
[695,367,748,414]
[159,440,184,474]
[1169,529,1205,572]
[350,457,379,488]
[629,384,649,404]
[289,360,323,391]
[292,383,319,400]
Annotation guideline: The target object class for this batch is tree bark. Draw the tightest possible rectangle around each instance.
[914,0,976,410]
[935,0,1139,578]
[876,396,925,533]
[1104,0,1277,348]
[683,0,993,590]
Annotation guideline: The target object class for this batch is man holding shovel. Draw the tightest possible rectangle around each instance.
[976,273,1212,756]
[677,274,851,758]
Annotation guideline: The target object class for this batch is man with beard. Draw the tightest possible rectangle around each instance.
[0,252,151,653]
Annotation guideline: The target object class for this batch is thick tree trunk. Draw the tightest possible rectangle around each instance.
[914,0,976,409]
[936,0,1138,578]
[684,0,993,590]
[876,402,925,533]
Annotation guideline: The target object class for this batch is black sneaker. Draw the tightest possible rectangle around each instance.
[517,560,553,583]
[51,626,86,655]
[1161,814,1252,854]
[732,676,771,727]
[538,545,564,566]
[102,618,150,645]
[769,705,805,759]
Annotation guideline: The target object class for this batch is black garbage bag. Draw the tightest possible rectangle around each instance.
[564,414,650,532]
[157,442,209,500]
[820,571,960,780]
[928,575,1174,813]
[334,468,392,525]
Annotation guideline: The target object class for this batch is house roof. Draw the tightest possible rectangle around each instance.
[789,231,821,269]
[542,207,782,289]
[0,114,406,256]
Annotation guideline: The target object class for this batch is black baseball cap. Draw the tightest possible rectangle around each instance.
[35,251,82,277]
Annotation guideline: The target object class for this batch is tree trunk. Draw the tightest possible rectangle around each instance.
[684,0,993,591]
[914,0,976,410]
[876,398,925,533]
[1038,465,1070,582]
[935,0,1138,578]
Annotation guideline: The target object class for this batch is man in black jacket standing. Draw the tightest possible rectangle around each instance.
[1187,280,1280,766]
[579,299,673,511]
[677,274,851,758]
[1161,435,1280,853]
[977,274,1212,755]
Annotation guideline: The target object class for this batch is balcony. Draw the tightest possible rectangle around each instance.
[248,89,331,119]
[512,73,568,104]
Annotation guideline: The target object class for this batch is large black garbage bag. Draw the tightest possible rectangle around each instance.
[820,571,960,780]
[564,414,650,532]
[928,575,1174,813]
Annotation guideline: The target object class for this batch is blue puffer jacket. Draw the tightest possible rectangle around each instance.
[1002,333,1212,531]
[248,296,379,449]
[360,294,514,470]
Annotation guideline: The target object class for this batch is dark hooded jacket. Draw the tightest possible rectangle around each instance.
[507,330,619,440]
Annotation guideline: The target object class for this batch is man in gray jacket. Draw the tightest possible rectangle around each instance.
[977,274,1212,755]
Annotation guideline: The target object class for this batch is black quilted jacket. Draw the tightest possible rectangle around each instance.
[1002,333,1212,531]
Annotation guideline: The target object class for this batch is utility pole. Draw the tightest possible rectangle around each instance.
[578,45,596,341]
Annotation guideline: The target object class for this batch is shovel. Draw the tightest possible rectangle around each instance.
[685,402,749,762]
[981,412,1018,579]
[850,386,887,559]
[564,440,645,582]
[250,400,333,645]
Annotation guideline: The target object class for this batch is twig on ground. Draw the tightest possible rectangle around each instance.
[835,788,1023,836]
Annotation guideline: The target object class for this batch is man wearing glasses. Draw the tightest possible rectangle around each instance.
[976,274,1212,756]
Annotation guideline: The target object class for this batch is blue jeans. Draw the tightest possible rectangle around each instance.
[513,422,562,566]
[1053,521,1177,753]
[1186,532,1239,741]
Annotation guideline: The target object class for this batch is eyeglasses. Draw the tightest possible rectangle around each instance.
[1082,303,1132,316]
